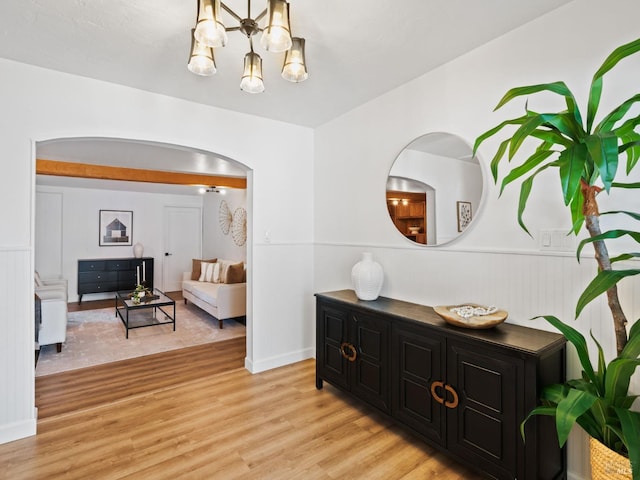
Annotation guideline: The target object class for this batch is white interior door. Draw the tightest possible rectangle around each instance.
[163,206,202,292]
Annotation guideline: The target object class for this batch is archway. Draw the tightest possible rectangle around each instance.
[34,136,252,371]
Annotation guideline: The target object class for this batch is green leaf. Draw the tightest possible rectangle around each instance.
[610,252,640,264]
[612,182,640,189]
[600,210,640,221]
[614,408,640,479]
[596,94,640,132]
[576,269,640,317]
[587,77,603,134]
[494,81,577,112]
[520,405,557,442]
[541,383,569,403]
[517,177,534,235]
[530,128,573,148]
[620,319,640,360]
[585,133,619,192]
[569,192,585,235]
[500,149,556,195]
[620,139,640,172]
[605,359,640,406]
[473,115,528,156]
[588,37,640,131]
[490,138,511,183]
[536,315,597,384]
[589,331,606,393]
[558,145,587,205]
[555,389,598,446]
[577,230,640,260]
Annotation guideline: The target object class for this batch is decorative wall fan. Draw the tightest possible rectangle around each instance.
[218,200,232,235]
[231,207,247,246]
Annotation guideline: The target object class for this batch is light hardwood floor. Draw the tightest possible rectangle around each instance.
[3,338,486,479]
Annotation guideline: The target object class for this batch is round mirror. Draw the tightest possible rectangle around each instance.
[386,132,484,245]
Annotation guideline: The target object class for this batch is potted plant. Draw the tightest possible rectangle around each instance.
[474,37,640,479]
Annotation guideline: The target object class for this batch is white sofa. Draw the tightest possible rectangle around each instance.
[181,259,246,328]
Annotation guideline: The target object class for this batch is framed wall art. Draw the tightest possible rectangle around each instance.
[99,210,133,246]
[457,201,472,232]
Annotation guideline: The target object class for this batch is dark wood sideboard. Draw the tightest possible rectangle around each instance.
[315,289,567,480]
[77,257,154,303]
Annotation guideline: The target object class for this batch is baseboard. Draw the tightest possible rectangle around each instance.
[245,347,314,374]
[0,418,37,445]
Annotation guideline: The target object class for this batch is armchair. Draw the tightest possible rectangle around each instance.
[36,289,68,353]
[35,271,68,301]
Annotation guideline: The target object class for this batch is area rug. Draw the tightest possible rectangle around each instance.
[35,301,246,376]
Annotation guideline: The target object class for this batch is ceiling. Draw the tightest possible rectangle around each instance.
[0,0,573,128]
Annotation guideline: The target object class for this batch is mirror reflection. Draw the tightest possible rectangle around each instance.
[386,132,483,245]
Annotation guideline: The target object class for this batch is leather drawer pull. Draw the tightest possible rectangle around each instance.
[340,342,357,362]
[430,381,445,404]
[444,384,459,409]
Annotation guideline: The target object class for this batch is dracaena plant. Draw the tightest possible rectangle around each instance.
[474,37,640,477]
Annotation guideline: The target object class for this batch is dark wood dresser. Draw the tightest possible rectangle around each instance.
[315,289,567,480]
[77,257,154,303]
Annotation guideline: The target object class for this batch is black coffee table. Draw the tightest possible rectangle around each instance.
[115,288,176,338]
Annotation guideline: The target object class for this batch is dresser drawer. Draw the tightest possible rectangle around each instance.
[106,260,131,270]
[78,260,106,272]
[79,271,118,283]
[78,282,119,294]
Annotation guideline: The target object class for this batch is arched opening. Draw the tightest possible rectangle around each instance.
[34,136,252,373]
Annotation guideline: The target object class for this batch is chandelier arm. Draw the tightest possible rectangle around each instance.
[220,2,242,22]
[226,26,241,32]
[255,8,267,23]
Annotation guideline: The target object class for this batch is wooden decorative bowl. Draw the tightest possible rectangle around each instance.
[433,304,508,329]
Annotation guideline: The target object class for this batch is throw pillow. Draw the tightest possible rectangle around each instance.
[225,262,245,284]
[204,262,215,282]
[192,258,217,280]
[198,262,211,282]
[211,262,221,283]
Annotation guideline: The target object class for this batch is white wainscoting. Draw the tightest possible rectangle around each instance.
[0,247,36,444]
[314,242,640,480]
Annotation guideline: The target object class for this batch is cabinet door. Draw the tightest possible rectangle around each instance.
[316,303,350,390]
[408,201,425,218]
[392,324,446,445]
[349,311,390,413]
[446,339,521,479]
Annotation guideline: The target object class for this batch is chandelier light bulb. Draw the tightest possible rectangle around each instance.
[260,0,292,53]
[194,0,227,48]
[188,29,217,76]
[240,52,265,93]
[282,37,308,82]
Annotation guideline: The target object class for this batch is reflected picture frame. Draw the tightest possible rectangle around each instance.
[99,210,133,246]
[457,201,472,232]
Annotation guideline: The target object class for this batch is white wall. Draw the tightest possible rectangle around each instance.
[35,185,204,301]
[0,58,314,444]
[202,188,247,262]
[314,1,640,479]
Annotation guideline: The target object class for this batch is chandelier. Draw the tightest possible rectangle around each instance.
[188,0,309,93]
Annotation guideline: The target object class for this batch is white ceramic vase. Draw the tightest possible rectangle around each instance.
[351,252,384,301]
[133,242,144,258]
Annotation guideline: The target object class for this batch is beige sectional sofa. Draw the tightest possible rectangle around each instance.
[182,258,246,328]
